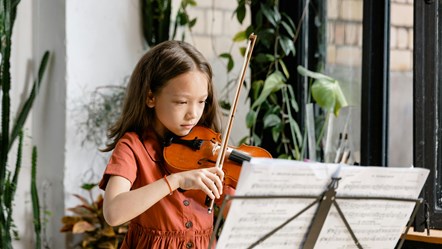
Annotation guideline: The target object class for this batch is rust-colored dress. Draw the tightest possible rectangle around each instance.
[99,131,231,249]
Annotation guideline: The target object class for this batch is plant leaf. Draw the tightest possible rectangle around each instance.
[255,53,275,63]
[246,110,257,128]
[271,123,283,143]
[233,30,247,42]
[288,116,303,147]
[287,85,299,112]
[297,65,334,81]
[251,71,285,109]
[60,224,74,233]
[279,59,290,78]
[311,79,336,112]
[101,226,116,237]
[61,216,82,226]
[279,35,295,56]
[260,3,280,27]
[235,3,246,23]
[73,193,92,207]
[297,65,348,115]
[263,114,281,128]
[81,183,97,191]
[67,206,94,217]
[219,53,234,72]
[72,220,95,234]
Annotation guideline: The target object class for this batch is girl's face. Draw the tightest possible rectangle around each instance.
[147,70,209,137]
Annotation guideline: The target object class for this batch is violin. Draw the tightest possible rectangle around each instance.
[163,125,272,189]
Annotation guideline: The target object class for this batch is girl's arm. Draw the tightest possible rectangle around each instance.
[103,166,224,226]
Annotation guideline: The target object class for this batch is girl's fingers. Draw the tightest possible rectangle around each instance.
[176,167,224,198]
[201,180,216,199]
[210,166,225,180]
[202,175,221,198]
[207,171,223,195]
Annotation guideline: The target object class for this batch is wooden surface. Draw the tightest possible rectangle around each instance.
[404,228,442,244]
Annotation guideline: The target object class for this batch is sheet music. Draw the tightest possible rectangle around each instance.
[215,158,429,249]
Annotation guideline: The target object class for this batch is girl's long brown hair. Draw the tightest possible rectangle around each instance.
[102,41,221,152]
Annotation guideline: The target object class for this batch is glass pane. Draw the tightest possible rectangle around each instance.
[324,0,363,165]
[389,1,413,167]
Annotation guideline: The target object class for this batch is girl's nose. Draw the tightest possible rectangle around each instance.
[186,104,199,119]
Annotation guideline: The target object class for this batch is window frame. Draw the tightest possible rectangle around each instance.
[413,0,442,230]
[360,0,390,167]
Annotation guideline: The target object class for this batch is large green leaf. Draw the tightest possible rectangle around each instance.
[251,71,285,109]
[297,65,348,116]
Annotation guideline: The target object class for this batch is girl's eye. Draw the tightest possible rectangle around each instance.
[175,101,187,104]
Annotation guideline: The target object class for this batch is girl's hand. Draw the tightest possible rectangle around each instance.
[174,166,224,199]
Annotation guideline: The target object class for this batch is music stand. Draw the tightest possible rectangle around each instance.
[209,177,423,249]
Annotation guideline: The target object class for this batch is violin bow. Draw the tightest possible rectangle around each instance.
[208,33,257,213]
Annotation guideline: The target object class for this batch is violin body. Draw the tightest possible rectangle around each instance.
[163,126,272,189]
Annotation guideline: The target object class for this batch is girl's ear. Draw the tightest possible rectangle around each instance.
[146,91,155,108]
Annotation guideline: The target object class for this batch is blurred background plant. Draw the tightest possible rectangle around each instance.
[60,183,128,249]
[77,85,126,148]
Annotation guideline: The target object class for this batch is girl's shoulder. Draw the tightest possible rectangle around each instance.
[116,130,162,161]
[117,131,143,146]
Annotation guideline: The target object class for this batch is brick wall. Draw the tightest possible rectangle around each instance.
[327,0,414,72]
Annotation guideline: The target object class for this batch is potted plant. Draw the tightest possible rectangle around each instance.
[60,183,128,249]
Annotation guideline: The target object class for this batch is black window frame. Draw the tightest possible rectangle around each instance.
[414,0,442,230]
[361,0,390,167]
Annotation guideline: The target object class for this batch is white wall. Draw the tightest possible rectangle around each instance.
[32,0,67,247]
[64,0,145,213]
[11,0,250,248]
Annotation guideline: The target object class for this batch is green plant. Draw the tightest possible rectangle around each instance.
[0,0,50,247]
[141,0,197,47]
[31,146,42,249]
[78,85,126,148]
[60,183,128,249]
[219,1,347,161]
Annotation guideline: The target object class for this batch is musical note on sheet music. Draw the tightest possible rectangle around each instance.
[215,159,429,249]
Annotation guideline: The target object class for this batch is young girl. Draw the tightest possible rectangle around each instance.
[99,40,233,248]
